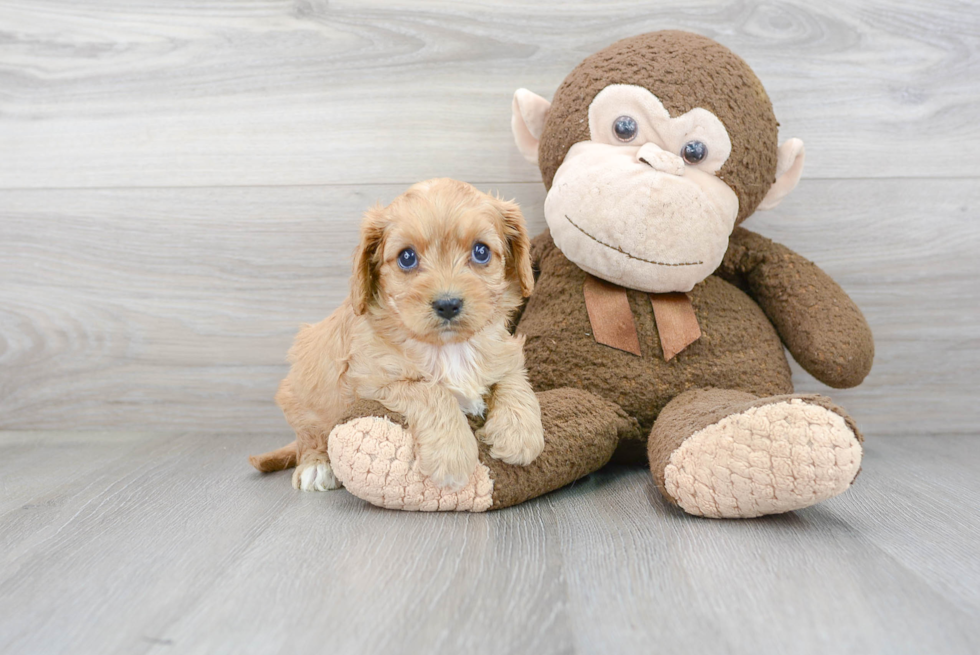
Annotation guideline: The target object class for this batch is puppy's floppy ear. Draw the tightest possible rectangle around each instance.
[351,203,388,315]
[493,196,534,298]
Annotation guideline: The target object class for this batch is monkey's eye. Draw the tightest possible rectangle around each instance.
[471,242,491,265]
[613,116,638,142]
[397,248,418,271]
[681,140,708,164]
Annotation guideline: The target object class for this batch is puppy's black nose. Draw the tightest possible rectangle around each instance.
[432,297,463,321]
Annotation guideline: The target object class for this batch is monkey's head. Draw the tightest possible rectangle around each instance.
[512,31,805,293]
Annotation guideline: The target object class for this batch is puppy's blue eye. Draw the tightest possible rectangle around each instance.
[613,116,638,142]
[471,242,491,265]
[397,248,418,271]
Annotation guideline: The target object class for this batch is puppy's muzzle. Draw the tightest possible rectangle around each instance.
[432,297,464,321]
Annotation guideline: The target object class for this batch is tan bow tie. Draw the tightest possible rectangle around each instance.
[582,275,701,360]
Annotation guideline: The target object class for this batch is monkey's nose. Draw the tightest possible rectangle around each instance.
[432,297,464,321]
[636,142,685,176]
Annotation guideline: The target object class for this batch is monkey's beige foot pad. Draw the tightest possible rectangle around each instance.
[664,399,862,518]
[328,417,494,512]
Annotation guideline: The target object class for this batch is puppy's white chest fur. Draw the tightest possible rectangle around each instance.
[414,341,488,416]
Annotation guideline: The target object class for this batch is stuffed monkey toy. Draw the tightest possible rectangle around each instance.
[255,31,874,518]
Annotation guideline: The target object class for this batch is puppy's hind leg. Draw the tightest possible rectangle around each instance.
[277,378,343,492]
[290,425,342,492]
[294,464,339,491]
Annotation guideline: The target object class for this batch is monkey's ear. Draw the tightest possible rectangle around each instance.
[758,138,805,211]
[511,89,551,165]
[493,196,535,298]
[351,204,388,315]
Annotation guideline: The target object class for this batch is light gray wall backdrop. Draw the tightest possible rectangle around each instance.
[1,0,978,438]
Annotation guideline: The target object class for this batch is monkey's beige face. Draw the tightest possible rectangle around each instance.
[544,85,739,293]
[372,182,517,345]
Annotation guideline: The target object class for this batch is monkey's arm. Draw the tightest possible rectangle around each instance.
[718,227,874,389]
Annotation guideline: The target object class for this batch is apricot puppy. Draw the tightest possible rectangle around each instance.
[250,178,545,491]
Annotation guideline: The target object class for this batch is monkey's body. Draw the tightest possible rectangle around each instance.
[489,226,870,517]
[518,230,794,452]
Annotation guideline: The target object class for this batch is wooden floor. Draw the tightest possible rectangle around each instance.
[0,431,977,654]
[3,1,980,653]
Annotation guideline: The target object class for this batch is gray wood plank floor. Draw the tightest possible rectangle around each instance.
[0,431,977,655]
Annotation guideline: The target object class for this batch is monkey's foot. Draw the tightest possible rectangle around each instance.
[328,416,494,512]
[329,390,633,512]
[652,391,863,519]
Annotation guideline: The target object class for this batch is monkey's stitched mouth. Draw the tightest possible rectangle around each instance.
[564,215,703,267]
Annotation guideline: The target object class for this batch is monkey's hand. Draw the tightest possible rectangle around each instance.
[719,227,874,388]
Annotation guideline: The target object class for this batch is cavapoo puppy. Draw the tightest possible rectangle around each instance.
[249,178,545,491]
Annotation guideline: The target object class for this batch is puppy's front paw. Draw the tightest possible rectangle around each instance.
[481,400,545,466]
[418,430,479,491]
[292,458,342,492]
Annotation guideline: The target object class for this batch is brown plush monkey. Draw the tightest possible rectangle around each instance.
[264,31,875,518]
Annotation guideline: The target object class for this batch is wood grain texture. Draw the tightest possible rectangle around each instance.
[0,431,977,654]
[2,0,978,434]
[550,440,980,654]
[2,179,977,436]
[1,0,979,188]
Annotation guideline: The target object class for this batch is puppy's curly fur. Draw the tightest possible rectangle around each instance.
[249,179,545,490]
